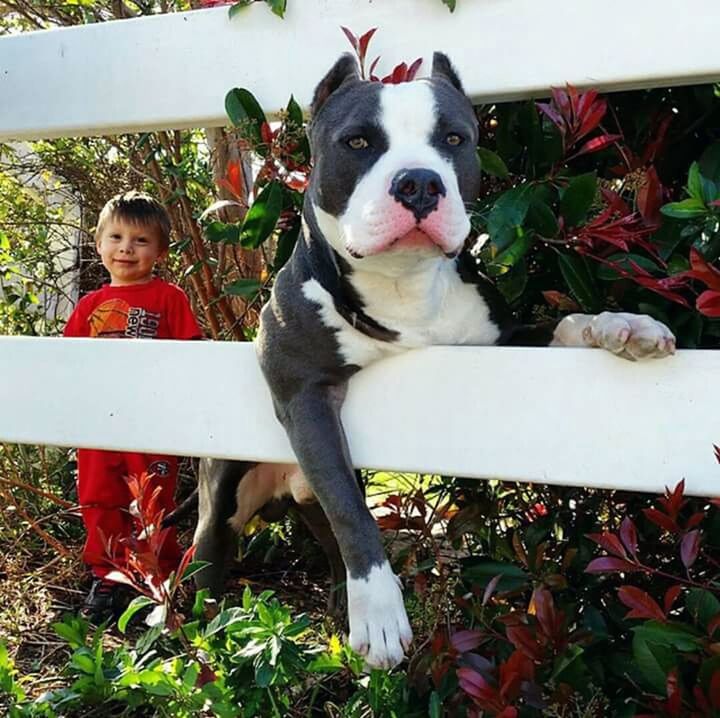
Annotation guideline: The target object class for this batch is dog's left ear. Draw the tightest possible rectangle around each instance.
[311,53,361,117]
[431,52,464,93]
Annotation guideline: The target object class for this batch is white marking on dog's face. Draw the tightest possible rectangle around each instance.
[318,81,471,264]
[346,560,413,669]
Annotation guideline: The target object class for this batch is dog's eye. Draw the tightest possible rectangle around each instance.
[347,136,369,150]
[446,133,463,146]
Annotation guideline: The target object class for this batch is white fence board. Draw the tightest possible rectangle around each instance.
[2,0,720,140]
[1,336,717,497]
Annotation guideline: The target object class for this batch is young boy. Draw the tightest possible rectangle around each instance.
[64,190,203,620]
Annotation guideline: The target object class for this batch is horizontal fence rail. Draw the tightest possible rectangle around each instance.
[2,0,720,140]
[1,336,717,497]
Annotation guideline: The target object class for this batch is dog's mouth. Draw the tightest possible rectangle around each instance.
[347,228,459,260]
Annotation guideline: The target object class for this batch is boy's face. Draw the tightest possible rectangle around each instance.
[96,218,167,286]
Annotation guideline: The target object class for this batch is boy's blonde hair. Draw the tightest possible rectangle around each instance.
[95,191,172,249]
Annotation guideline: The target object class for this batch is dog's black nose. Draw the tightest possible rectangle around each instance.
[389,169,446,220]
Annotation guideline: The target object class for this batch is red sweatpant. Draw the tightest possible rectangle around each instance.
[77,449,182,579]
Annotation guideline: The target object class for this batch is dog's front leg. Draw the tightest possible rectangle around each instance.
[279,384,413,669]
[552,312,676,359]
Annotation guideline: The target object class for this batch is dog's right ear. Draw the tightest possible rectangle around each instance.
[311,53,361,117]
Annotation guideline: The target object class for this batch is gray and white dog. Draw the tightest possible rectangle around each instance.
[201,52,676,669]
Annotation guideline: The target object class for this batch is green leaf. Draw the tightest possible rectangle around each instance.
[661,198,707,219]
[460,558,530,592]
[286,95,304,128]
[264,0,286,18]
[487,185,533,251]
[53,621,85,648]
[526,199,559,237]
[496,260,528,304]
[70,651,96,675]
[241,181,284,248]
[560,173,597,227]
[179,560,212,584]
[490,230,534,271]
[255,661,274,687]
[699,141,720,185]
[228,0,252,19]
[225,88,267,147]
[118,596,155,634]
[441,0,457,10]
[274,220,300,270]
[205,221,241,244]
[557,252,602,313]
[632,634,676,693]
[429,691,442,718]
[632,621,702,651]
[688,162,704,201]
[477,147,509,179]
[596,253,661,281]
[685,588,720,630]
[223,278,262,299]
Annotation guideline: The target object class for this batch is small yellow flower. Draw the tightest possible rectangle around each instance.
[328,634,342,656]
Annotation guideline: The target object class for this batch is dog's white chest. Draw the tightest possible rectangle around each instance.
[301,261,501,368]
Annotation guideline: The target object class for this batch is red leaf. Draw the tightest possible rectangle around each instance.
[680,530,701,569]
[340,26,358,51]
[585,557,641,574]
[710,669,720,709]
[697,290,720,317]
[618,586,666,622]
[570,133,621,160]
[506,625,543,661]
[196,661,217,688]
[497,709,518,718]
[637,166,664,226]
[709,614,720,637]
[542,290,579,311]
[686,511,705,530]
[689,248,720,291]
[451,630,484,653]
[405,57,423,82]
[619,517,639,560]
[663,585,683,614]
[357,27,377,63]
[483,573,503,606]
[532,587,558,640]
[643,508,680,534]
[226,160,244,198]
[586,531,629,559]
[666,669,682,717]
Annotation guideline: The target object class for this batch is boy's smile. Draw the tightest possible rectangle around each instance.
[96,219,167,286]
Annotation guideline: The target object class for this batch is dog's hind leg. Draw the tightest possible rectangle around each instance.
[194,458,256,597]
[292,499,347,619]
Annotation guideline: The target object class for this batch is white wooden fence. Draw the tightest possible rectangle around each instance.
[1,0,719,496]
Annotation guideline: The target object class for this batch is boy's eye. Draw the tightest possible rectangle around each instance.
[136,238,148,244]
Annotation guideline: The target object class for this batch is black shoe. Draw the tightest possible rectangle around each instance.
[82,578,127,624]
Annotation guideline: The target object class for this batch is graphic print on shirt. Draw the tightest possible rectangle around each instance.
[87,299,161,338]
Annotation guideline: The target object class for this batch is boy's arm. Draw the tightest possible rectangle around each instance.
[63,299,90,337]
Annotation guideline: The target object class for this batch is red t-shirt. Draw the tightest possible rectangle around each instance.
[63,278,203,340]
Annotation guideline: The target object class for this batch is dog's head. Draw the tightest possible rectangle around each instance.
[305,52,480,267]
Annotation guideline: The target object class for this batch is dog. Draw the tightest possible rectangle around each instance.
[201,52,676,670]
[171,458,348,616]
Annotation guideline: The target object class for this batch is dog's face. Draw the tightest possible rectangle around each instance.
[307,53,480,266]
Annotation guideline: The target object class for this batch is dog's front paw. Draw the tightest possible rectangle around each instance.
[584,312,676,360]
[347,561,413,670]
